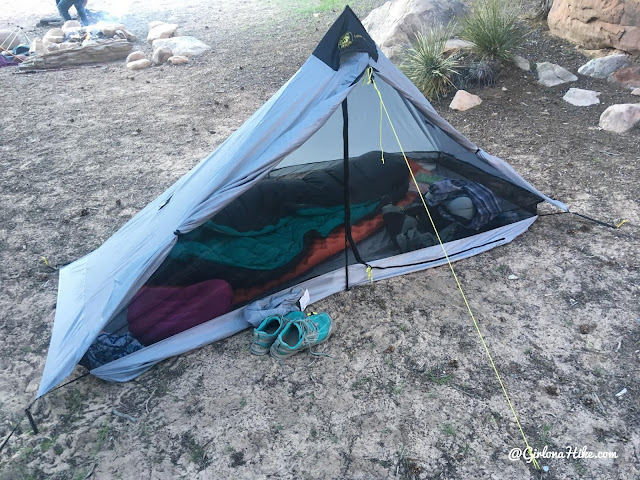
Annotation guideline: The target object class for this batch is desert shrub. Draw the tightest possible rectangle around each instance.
[461,0,528,61]
[454,60,497,89]
[401,22,461,101]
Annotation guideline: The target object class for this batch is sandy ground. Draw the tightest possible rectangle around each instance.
[0,1,639,479]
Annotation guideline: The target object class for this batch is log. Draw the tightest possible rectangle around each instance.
[18,40,133,71]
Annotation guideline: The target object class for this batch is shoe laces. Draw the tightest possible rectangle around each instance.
[294,319,332,358]
[293,319,319,347]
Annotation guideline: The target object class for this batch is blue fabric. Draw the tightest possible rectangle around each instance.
[81,333,144,370]
[244,287,304,327]
[426,179,502,230]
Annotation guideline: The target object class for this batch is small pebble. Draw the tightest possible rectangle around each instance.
[508,274,518,280]
[615,387,627,397]
[501,87,507,91]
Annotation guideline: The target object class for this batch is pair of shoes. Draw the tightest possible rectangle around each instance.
[250,311,305,355]
[250,311,333,359]
[270,313,333,360]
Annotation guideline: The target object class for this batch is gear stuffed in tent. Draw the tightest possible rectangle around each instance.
[36,5,567,399]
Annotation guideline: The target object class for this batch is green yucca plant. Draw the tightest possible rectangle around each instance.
[401,22,461,101]
[461,0,528,61]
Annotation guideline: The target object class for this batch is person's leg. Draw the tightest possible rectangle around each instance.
[56,0,73,21]
[72,0,89,25]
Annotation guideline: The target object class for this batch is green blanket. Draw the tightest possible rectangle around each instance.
[169,201,378,271]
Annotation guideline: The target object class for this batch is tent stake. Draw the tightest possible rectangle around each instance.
[25,408,38,435]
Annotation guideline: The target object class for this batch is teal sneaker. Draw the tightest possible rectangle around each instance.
[269,313,333,360]
[250,311,305,355]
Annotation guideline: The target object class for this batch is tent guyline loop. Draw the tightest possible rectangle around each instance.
[363,66,541,470]
[0,372,90,454]
[571,212,627,230]
[540,210,629,230]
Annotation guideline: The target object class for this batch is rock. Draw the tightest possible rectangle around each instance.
[513,55,530,71]
[43,28,65,44]
[152,36,211,57]
[126,58,153,71]
[29,38,47,55]
[599,103,640,133]
[61,20,81,34]
[25,377,39,394]
[563,88,601,106]
[362,0,467,61]
[148,21,165,30]
[631,88,640,96]
[99,23,126,37]
[577,54,629,78]
[126,51,146,63]
[449,90,482,111]
[0,29,23,50]
[167,55,189,65]
[443,38,474,56]
[536,62,578,87]
[115,29,137,42]
[548,0,640,56]
[608,66,640,89]
[508,274,518,280]
[147,23,179,44]
[152,46,173,65]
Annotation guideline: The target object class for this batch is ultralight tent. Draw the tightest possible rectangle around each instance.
[37,6,566,397]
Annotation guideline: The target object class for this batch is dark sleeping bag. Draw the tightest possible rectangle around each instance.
[211,151,409,231]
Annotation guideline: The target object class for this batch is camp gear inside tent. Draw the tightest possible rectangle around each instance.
[37,6,566,398]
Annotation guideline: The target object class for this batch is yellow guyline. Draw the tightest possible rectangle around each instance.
[363,66,541,470]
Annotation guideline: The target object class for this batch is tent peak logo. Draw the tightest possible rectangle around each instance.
[338,32,364,49]
[338,32,353,49]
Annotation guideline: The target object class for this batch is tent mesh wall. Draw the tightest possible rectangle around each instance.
[96,74,542,357]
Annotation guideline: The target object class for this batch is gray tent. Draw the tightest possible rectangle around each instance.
[37,7,566,397]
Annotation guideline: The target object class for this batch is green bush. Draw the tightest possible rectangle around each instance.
[461,0,528,61]
[401,22,461,101]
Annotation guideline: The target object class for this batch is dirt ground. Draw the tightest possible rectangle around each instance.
[1,0,639,479]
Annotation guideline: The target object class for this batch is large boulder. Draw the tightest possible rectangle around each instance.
[152,36,211,57]
[362,0,467,61]
[599,103,640,133]
[548,0,640,56]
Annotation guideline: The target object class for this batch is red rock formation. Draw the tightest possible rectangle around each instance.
[548,0,640,55]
